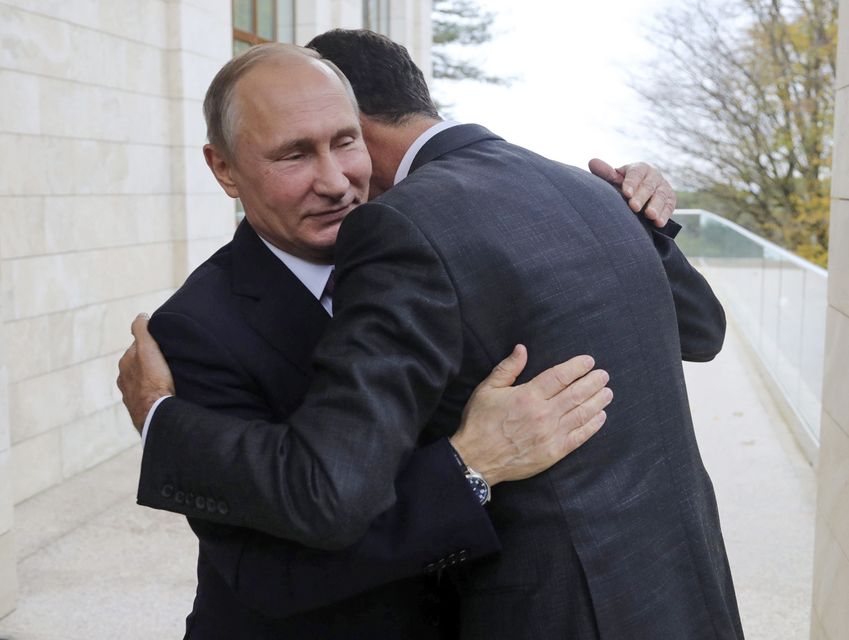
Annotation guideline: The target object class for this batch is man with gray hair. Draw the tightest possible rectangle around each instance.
[118,41,712,638]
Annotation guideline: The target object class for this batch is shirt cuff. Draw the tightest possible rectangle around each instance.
[141,395,172,447]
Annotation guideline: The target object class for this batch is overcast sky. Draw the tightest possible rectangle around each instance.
[432,0,671,172]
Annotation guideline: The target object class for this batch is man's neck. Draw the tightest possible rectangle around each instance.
[362,115,442,194]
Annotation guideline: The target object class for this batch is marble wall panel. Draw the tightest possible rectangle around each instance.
[7,242,174,320]
[838,0,849,90]
[4,316,50,383]
[0,70,41,136]
[0,531,17,617]
[46,290,173,372]
[167,49,228,103]
[0,5,170,97]
[38,78,172,146]
[832,89,849,201]
[167,0,231,60]
[811,515,849,640]
[60,404,136,480]
[11,429,62,503]
[9,354,122,445]
[0,451,13,535]
[0,197,47,259]
[41,195,178,255]
[817,413,849,561]
[0,0,170,48]
[0,135,174,197]
[822,307,849,434]
[827,200,849,318]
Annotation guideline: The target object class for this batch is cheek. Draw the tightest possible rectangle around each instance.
[345,152,373,187]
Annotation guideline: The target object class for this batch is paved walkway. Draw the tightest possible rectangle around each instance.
[0,322,817,639]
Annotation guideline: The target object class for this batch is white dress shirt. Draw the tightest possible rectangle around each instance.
[393,120,460,185]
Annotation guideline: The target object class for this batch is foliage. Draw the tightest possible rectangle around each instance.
[432,0,509,85]
[635,0,837,267]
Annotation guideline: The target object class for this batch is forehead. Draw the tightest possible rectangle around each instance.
[233,58,358,138]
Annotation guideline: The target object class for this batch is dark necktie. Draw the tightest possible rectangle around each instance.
[322,268,336,299]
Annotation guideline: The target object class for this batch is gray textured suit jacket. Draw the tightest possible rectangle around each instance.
[139,125,742,638]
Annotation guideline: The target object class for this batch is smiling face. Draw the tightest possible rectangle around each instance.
[205,56,371,263]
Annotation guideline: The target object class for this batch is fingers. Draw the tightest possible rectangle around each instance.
[588,158,623,186]
[131,313,154,347]
[550,368,610,415]
[525,355,595,400]
[620,163,659,211]
[643,184,677,226]
[116,345,131,396]
[558,384,613,430]
[481,344,528,389]
[562,409,607,454]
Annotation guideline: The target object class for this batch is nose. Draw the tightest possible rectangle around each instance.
[314,152,350,200]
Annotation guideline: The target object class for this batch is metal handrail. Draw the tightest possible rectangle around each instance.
[676,209,828,276]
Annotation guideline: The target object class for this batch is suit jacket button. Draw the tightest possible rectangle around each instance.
[185,492,195,505]
[174,491,185,504]
[217,500,229,515]
[206,497,216,513]
[195,496,206,510]
[424,562,436,575]
[161,484,174,499]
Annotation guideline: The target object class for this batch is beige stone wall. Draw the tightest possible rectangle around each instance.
[810,0,849,637]
[0,0,233,508]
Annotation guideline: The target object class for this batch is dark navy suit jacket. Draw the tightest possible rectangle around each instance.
[141,125,744,639]
[149,220,500,638]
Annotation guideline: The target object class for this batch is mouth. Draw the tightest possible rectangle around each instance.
[309,201,359,220]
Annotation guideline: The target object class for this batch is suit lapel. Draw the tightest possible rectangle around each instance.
[230,220,329,375]
[408,124,503,175]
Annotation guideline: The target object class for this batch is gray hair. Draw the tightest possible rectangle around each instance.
[203,43,359,160]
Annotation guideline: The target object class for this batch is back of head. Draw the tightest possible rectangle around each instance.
[307,29,439,124]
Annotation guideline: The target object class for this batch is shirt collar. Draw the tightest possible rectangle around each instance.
[257,235,333,302]
[393,120,461,186]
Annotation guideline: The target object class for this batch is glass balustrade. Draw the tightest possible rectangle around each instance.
[675,210,827,460]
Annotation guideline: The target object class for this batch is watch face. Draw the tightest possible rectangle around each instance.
[467,475,489,505]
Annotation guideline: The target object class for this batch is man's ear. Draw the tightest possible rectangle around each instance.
[203,144,240,199]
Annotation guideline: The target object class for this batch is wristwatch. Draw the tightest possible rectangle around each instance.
[463,466,491,505]
[448,441,491,506]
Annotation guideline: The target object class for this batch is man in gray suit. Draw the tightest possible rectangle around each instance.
[119,33,741,638]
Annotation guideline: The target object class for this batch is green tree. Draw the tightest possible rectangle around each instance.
[635,0,837,266]
[432,0,508,85]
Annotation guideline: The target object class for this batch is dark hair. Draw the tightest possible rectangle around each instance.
[306,29,439,124]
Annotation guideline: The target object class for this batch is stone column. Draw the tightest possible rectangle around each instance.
[165,0,236,282]
[0,341,16,617]
[810,0,849,638]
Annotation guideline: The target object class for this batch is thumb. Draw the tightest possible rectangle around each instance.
[483,344,528,389]
[130,313,154,348]
[588,158,624,186]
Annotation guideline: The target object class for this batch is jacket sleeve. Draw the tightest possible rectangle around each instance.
[643,217,727,362]
[138,202,464,550]
[148,302,499,617]
[233,438,500,618]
